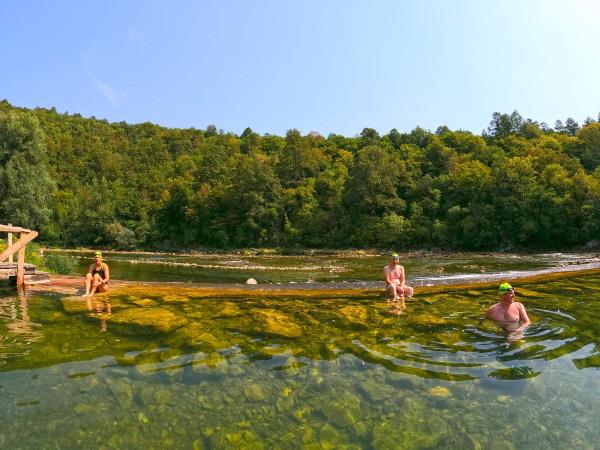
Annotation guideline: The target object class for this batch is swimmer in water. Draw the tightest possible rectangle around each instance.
[486,282,531,339]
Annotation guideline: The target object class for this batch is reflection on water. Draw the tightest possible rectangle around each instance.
[0,274,599,448]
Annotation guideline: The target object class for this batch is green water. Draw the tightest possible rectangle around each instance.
[47,249,600,284]
[1,273,599,449]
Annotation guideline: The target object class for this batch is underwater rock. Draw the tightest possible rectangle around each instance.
[360,379,395,402]
[322,394,361,428]
[192,438,205,450]
[339,305,368,324]
[411,313,448,325]
[73,403,94,414]
[429,386,452,397]
[161,294,189,303]
[167,322,229,349]
[353,421,368,437]
[244,384,266,402]
[276,395,295,412]
[109,307,187,334]
[250,308,303,338]
[217,301,243,317]
[131,298,159,307]
[60,297,90,314]
[246,278,258,285]
[210,430,263,450]
[318,423,349,449]
[106,378,133,410]
[294,405,312,423]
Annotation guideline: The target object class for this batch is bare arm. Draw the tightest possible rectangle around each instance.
[384,267,393,286]
[102,264,110,283]
[398,266,406,287]
[515,303,530,332]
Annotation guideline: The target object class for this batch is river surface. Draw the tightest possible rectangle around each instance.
[46,249,600,285]
[0,271,599,449]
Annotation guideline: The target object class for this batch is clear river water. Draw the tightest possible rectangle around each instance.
[0,252,599,449]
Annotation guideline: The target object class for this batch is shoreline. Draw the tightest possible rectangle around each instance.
[26,261,600,297]
[42,247,600,259]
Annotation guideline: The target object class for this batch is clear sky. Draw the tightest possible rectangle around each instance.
[2,0,599,136]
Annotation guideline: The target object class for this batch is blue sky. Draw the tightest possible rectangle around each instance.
[2,0,599,136]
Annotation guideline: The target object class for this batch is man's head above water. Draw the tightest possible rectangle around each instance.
[499,282,515,302]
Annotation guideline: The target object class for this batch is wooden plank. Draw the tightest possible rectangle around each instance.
[0,225,31,233]
[0,230,38,263]
[17,246,25,288]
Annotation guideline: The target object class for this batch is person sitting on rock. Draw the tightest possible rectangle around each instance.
[84,251,110,297]
[384,253,414,302]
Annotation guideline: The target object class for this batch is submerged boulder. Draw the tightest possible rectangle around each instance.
[167,322,229,349]
[250,308,303,338]
[109,307,187,334]
[339,305,369,324]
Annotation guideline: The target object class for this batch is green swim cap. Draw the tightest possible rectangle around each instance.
[499,282,513,292]
[391,253,399,260]
[95,251,103,258]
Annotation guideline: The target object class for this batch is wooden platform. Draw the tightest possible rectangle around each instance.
[0,262,50,285]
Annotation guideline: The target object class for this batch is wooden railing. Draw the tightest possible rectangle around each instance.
[0,224,38,288]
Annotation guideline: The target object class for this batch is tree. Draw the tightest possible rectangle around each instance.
[0,111,56,230]
[486,111,523,138]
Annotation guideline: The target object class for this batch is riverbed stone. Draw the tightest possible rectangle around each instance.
[109,307,187,334]
[161,294,189,303]
[167,322,229,349]
[131,298,158,307]
[339,305,368,324]
[210,430,263,450]
[250,308,303,338]
[322,394,361,428]
[429,386,452,397]
[60,297,89,314]
[244,384,266,402]
[217,301,243,317]
[360,379,394,402]
[106,378,133,410]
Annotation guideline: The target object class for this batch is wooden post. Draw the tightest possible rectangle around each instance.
[7,223,13,263]
[17,244,26,288]
[17,246,25,288]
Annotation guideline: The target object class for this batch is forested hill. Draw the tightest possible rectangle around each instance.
[1,100,600,250]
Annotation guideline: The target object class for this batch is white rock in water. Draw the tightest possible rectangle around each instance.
[246,278,257,285]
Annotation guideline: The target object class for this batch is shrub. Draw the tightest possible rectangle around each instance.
[44,253,75,275]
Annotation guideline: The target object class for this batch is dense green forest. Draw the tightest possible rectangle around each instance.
[1,100,600,250]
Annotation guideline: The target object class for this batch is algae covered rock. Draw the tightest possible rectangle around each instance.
[167,322,229,349]
[130,298,159,307]
[371,399,451,449]
[244,384,266,402]
[210,430,263,450]
[218,301,243,318]
[60,297,90,314]
[429,385,452,397]
[360,379,395,402]
[109,307,187,334]
[339,305,369,324]
[321,393,362,428]
[250,308,303,338]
